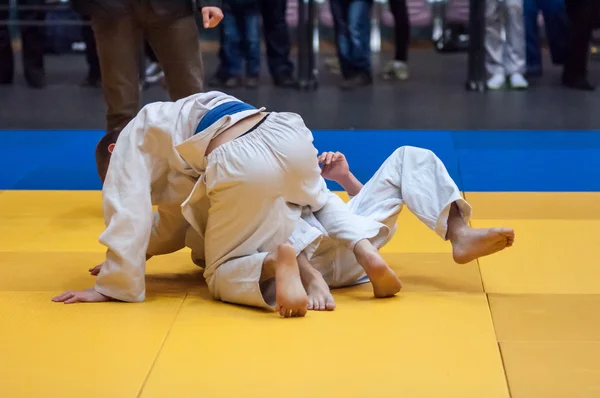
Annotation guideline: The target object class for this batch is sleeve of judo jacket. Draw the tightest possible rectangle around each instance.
[146,205,189,256]
[94,110,155,303]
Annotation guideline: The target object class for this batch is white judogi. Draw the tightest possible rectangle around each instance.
[199,115,386,309]
[97,91,381,307]
[485,0,526,75]
[97,91,264,302]
[295,146,473,288]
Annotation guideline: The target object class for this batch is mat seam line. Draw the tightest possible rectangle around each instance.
[484,291,513,398]
[136,292,188,398]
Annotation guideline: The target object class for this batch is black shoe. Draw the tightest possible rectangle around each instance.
[562,76,595,91]
[341,74,372,90]
[208,75,242,88]
[273,73,297,88]
[246,75,259,89]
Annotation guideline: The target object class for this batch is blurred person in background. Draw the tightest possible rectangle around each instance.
[562,0,599,90]
[70,0,223,135]
[485,0,529,89]
[80,15,101,87]
[523,0,567,77]
[0,0,46,88]
[143,41,163,87]
[381,0,410,81]
[330,0,374,90]
[260,0,296,87]
[209,0,261,88]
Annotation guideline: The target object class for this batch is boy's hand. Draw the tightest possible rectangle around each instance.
[89,264,102,276]
[52,289,111,304]
[319,151,350,182]
[202,7,223,28]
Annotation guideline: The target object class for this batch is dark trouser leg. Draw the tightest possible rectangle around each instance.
[540,0,567,65]
[347,0,373,76]
[563,0,597,83]
[145,14,204,99]
[145,41,157,62]
[388,0,409,62]
[0,0,14,83]
[330,0,354,79]
[92,12,143,134]
[81,16,101,81]
[524,0,542,75]
[19,0,46,87]
[241,2,261,77]
[216,1,244,78]
[260,0,294,80]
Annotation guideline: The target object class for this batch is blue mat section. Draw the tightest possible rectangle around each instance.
[0,129,599,191]
[453,131,600,191]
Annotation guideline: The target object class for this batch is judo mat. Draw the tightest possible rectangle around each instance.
[1,130,599,398]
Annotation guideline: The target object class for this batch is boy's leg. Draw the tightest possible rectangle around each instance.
[202,113,329,315]
[298,252,336,311]
[348,146,471,239]
[312,192,402,297]
[317,146,513,287]
[348,146,513,262]
[446,203,514,264]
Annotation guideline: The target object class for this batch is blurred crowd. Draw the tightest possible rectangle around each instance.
[0,0,599,132]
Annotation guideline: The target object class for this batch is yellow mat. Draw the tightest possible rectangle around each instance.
[0,191,598,398]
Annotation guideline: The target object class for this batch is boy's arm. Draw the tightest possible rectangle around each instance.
[94,117,155,303]
[54,108,159,304]
[335,172,363,197]
[319,151,364,196]
[146,205,189,257]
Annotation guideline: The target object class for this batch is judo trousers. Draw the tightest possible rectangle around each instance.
[202,112,385,309]
[298,146,473,288]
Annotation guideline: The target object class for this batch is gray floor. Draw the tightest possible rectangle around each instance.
[0,48,598,131]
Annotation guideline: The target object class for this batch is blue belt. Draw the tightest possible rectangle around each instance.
[195,101,257,135]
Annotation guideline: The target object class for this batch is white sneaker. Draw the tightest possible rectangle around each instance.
[487,74,506,90]
[382,61,409,81]
[509,73,529,90]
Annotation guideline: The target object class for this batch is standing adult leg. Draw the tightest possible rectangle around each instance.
[144,6,204,100]
[242,1,261,87]
[0,0,14,84]
[539,0,567,65]
[504,0,528,88]
[346,0,373,79]
[260,0,295,86]
[562,0,597,90]
[382,0,409,80]
[18,0,46,87]
[485,0,506,88]
[209,1,241,86]
[81,16,101,86]
[523,0,542,76]
[330,0,353,79]
[91,9,143,134]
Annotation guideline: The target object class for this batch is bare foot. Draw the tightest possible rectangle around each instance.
[354,240,402,298]
[451,227,515,264]
[302,270,336,311]
[275,244,309,318]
